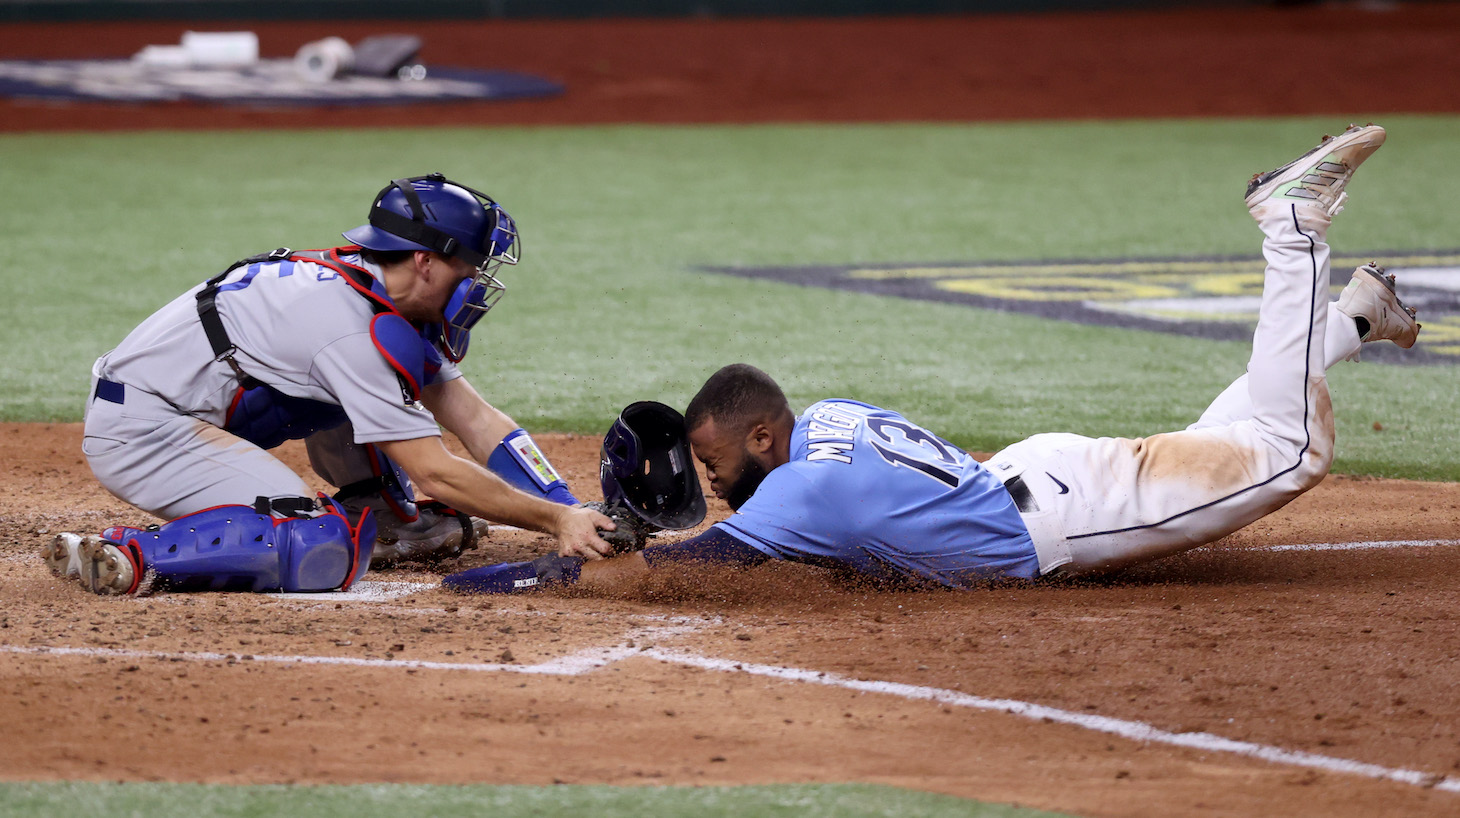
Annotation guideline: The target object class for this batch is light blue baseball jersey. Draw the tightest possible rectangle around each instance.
[714,399,1039,586]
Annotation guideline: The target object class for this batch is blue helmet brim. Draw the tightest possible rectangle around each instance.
[342,224,434,253]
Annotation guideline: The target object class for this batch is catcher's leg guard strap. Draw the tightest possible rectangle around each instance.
[487,429,578,505]
[307,425,418,523]
[315,495,375,590]
[105,497,375,593]
[326,443,418,523]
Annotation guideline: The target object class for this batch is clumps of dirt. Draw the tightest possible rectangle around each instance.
[558,558,969,618]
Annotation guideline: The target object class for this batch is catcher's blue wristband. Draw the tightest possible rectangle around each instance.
[487,429,579,505]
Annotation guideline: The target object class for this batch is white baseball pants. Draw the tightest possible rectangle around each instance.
[81,375,315,520]
[985,203,1361,576]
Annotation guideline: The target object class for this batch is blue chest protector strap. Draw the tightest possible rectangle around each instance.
[215,247,435,450]
[204,247,429,400]
[196,247,294,390]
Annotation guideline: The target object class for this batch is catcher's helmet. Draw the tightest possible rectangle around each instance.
[600,401,707,531]
[344,173,519,362]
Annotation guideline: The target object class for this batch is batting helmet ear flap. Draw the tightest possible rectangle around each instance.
[600,401,708,531]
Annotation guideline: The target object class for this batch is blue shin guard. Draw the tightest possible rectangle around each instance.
[100,496,375,593]
[487,428,579,505]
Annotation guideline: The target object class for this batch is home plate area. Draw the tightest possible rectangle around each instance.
[4,430,1460,815]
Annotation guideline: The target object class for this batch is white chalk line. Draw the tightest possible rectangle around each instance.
[1266,538,1460,552]
[0,624,697,676]
[6,632,1457,796]
[641,649,1460,795]
[1,643,632,675]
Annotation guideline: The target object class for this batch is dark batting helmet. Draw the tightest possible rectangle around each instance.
[600,401,707,531]
[343,173,519,362]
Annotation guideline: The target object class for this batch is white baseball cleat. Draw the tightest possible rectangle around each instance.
[78,536,135,594]
[1245,123,1386,219]
[46,532,152,595]
[42,532,86,578]
[1337,262,1420,349]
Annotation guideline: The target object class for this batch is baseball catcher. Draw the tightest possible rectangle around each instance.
[47,174,618,595]
[444,124,1422,594]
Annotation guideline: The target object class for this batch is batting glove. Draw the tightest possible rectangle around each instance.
[441,553,582,594]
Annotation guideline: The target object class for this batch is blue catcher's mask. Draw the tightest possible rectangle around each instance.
[344,173,519,363]
[437,207,516,362]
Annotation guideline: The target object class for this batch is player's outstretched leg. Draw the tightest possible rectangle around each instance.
[1191,125,1392,433]
[1012,126,1392,577]
[1228,126,1391,471]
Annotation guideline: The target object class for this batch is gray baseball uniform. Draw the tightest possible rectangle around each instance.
[83,250,447,519]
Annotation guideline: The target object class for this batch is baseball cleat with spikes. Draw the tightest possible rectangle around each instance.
[42,532,86,578]
[369,505,488,567]
[76,535,153,595]
[1337,262,1421,349]
[1245,124,1386,219]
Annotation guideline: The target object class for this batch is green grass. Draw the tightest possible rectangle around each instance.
[2,116,1457,478]
[0,781,1069,817]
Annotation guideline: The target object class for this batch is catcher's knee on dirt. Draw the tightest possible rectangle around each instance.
[99,496,375,593]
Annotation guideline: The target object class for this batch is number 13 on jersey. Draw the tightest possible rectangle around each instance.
[866,416,962,488]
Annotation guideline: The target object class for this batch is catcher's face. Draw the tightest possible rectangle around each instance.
[426,256,478,321]
[390,252,475,324]
[689,418,770,511]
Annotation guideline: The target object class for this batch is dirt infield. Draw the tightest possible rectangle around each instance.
[4,5,1460,816]
[3,425,1460,815]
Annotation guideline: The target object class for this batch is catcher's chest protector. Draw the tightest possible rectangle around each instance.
[212,247,442,449]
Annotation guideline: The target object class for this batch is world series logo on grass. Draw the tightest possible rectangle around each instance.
[705,251,1460,364]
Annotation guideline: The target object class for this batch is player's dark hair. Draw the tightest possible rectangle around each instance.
[357,248,414,267]
[685,363,793,436]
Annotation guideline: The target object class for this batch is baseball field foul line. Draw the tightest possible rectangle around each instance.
[5,639,1457,796]
[1,643,636,675]
[0,627,696,676]
[640,649,1460,795]
[1265,538,1460,552]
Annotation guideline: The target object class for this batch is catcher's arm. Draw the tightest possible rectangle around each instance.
[376,436,615,560]
[421,377,517,464]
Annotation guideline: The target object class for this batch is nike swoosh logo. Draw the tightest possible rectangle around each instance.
[1048,473,1070,494]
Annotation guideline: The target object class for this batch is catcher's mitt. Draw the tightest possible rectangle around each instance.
[581,500,656,552]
